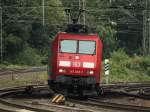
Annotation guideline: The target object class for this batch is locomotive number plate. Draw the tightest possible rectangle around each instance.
[72,62,81,67]
[70,70,83,74]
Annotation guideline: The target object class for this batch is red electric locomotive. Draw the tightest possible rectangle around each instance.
[48,29,103,96]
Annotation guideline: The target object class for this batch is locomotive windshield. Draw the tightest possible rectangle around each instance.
[60,40,96,55]
[60,40,77,53]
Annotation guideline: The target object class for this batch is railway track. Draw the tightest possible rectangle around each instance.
[0,85,58,112]
[0,68,150,111]
[0,67,47,76]
[69,83,150,112]
[0,84,150,112]
[101,83,150,100]
[0,85,52,112]
[69,99,150,112]
[0,85,94,112]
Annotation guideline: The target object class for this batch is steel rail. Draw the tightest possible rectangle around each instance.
[0,99,54,112]
[25,101,94,112]
[100,83,150,101]
[0,85,92,112]
[101,82,150,94]
[0,83,150,112]
[90,98,150,112]
[101,82,150,88]
[0,108,16,112]
[0,85,53,112]
[0,67,47,76]
[121,87,150,100]
[0,85,49,97]
[70,98,150,112]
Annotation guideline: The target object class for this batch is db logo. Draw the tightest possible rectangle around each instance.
[72,62,81,67]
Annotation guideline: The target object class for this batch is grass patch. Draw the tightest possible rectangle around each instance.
[0,72,47,88]
[0,64,28,69]
[101,50,150,83]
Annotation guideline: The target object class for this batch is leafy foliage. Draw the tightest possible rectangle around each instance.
[1,0,66,65]
[98,26,117,58]
[101,50,150,83]
[1,0,149,67]
[16,46,42,65]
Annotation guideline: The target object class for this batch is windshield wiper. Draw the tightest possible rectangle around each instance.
[91,48,96,55]
[59,45,62,53]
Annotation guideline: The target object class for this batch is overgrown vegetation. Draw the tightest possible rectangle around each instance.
[1,0,66,66]
[101,50,150,83]
[1,0,147,66]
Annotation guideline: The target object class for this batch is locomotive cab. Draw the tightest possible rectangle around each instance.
[48,32,102,95]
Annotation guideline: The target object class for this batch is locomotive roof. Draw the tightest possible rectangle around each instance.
[56,32,100,40]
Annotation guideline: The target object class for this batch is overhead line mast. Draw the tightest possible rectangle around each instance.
[79,0,81,24]
[42,0,45,26]
[143,0,150,56]
[83,0,86,25]
[0,7,2,62]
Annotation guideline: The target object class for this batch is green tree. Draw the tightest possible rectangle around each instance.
[1,0,66,65]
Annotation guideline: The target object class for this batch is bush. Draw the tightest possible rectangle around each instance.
[16,47,43,66]
[126,56,150,72]
[111,49,129,62]
[101,50,150,83]
[147,66,150,75]
[110,49,129,71]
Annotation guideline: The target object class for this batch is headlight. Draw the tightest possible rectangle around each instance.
[86,70,94,75]
[59,69,66,73]
[83,62,94,68]
[59,61,71,67]
[89,70,94,74]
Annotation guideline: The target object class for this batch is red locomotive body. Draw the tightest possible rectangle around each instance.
[48,32,102,95]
